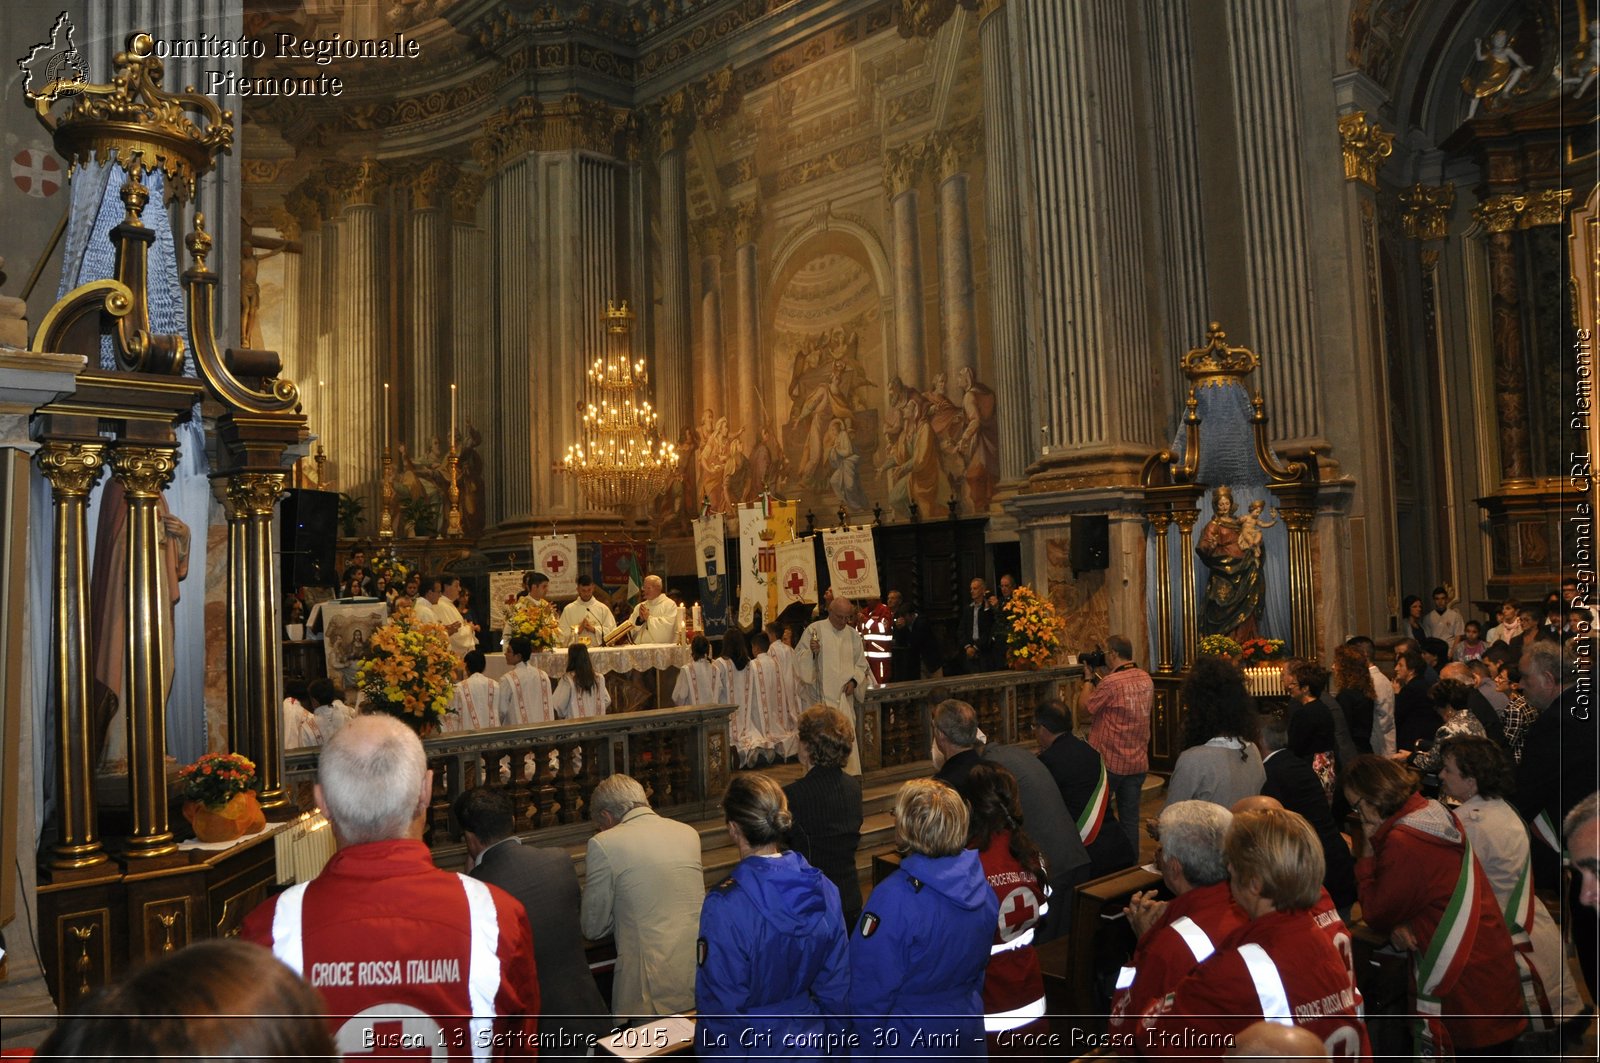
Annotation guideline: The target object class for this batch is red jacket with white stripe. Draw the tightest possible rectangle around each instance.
[1107,881,1248,1036]
[240,839,541,1059]
[976,832,1047,1033]
[1137,908,1372,1061]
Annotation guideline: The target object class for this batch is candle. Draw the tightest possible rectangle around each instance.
[318,379,325,446]
[450,383,458,450]
[383,382,390,457]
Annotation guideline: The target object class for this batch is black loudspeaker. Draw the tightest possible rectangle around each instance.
[1071,514,1110,575]
[281,488,339,593]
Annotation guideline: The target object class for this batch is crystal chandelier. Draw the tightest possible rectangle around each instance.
[559,301,680,511]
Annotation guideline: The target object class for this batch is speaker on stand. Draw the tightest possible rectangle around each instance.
[280,488,339,594]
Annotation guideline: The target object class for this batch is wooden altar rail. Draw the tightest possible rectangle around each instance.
[858,666,1085,772]
[284,704,735,850]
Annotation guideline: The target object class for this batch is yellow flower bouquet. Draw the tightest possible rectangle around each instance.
[356,610,462,735]
[503,596,562,652]
[1001,584,1064,670]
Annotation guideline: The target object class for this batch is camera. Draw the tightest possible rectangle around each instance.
[1081,648,1107,669]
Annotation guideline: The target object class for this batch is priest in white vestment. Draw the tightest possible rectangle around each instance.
[497,635,555,725]
[673,636,726,706]
[437,576,478,657]
[560,575,617,644]
[626,575,682,644]
[793,597,869,774]
[282,695,321,749]
[446,650,499,732]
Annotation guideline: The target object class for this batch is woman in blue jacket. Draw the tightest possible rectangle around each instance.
[850,777,999,1057]
[696,773,852,1057]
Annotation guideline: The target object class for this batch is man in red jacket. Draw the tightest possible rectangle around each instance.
[242,714,540,1058]
[1108,801,1247,1036]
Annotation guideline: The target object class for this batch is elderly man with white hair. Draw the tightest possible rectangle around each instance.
[626,574,682,644]
[241,714,540,1055]
[1106,800,1247,1038]
[794,595,870,775]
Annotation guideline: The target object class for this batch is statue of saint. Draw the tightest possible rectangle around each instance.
[1195,485,1265,641]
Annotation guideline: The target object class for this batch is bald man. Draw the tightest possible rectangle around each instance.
[794,596,869,775]
[1225,1020,1330,1060]
[627,574,681,644]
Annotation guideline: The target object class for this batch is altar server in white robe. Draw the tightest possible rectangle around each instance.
[306,678,355,744]
[764,622,803,758]
[751,630,797,759]
[793,596,869,775]
[551,644,611,720]
[626,575,682,644]
[446,650,499,732]
[497,635,555,725]
[281,691,321,749]
[673,635,726,706]
[722,628,771,767]
[560,574,617,644]
[437,576,478,657]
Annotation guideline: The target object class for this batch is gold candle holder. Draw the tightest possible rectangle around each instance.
[378,452,396,540]
[446,447,463,537]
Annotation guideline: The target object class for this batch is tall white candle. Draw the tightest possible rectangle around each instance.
[450,383,458,450]
[383,382,390,457]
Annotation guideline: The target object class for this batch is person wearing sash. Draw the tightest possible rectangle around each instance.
[672,635,725,706]
[1343,755,1525,1056]
[1032,699,1137,879]
[446,650,499,732]
[1438,736,1583,1034]
[497,635,555,725]
[1107,801,1248,1037]
[551,644,610,720]
[1137,809,1370,1059]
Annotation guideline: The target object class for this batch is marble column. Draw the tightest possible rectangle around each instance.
[410,159,453,451]
[657,133,694,440]
[331,159,386,519]
[885,143,927,389]
[268,209,302,384]
[223,472,289,814]
[977,0,1032,480]
[451,173,486,453]
[491,156,533,524]
[696,225,727,424]
[1475,195,1533,483]
[934,130,979,386]
[1225,0,1320,442]
[732,201,762,447]
[286,190,327,464]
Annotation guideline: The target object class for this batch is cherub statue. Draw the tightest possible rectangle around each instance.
[1564,20,1600,97]
[1463,29,1533,120]
[1235,499,1280,556]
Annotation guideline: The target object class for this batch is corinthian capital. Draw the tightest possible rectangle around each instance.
[896,0,964,39]
[225,472,287,518]
[1400,184,1454,242]
[37,441,107,499]
[884,140,925,198]
[1474,193,1526,234]
[732,200,760,245]
[1337,111,1393,188]
[411,158,456,212]
[109,445,178,499]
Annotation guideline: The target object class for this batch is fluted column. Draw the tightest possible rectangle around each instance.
[657,125,694,440]
[111,443,180,860]
[1018,0,1155,454]
[224,472,289,813]
[1225,0,1320,441]
[977,0,1032,480]
[38,441,108,870]
[331,159,386,518]
[490,157,533,523]
[695,225,727,424]
[410,159,453,450]
[732,201,762,447]
[885,143,927,388]
[286,190,327,468]
[269,209,302,385]
[317,193,341,484]
[933,130,979,385]
[1475,194,1534,482]
[451,173,487,452]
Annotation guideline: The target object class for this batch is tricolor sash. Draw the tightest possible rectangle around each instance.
[1503,841,1555,1029]
[1531,809,1561,853]
[1078,759,1110,844]
[1412,818,1480,1060]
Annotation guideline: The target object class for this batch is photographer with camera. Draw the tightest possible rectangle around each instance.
[1081,634,1153,860]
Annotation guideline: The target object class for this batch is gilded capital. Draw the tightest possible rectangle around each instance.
[37,441,107,499]
[225,472,287,517]
[1400,184,1454,242]
[1337,111,1393,188]
[411,158,456,212]
[1474,193,1526,234]
[884,140,925,198]
[1521,188,1573,228]
[109,446,178,499]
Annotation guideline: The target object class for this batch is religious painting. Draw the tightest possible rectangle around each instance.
[321,601,389,689]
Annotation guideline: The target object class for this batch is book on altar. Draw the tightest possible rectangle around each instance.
[604,618,635,646]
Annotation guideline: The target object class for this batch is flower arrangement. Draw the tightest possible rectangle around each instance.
[1197,633,1243,658]
[179,752,258,809]
[368,547,417,591]
[1238,637,1287,665]
[503,596,562,652]
[1001,584,1064,669]
[356,612,461,734]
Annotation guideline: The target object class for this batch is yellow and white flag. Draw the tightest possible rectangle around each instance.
[821,525,879,601]
[737,496,798,626]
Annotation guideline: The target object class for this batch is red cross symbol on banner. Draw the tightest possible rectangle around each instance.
[11,149,61,197]
[346,1019,437,1058]
[999,886,1037,938]
[784,567,807,597]
[836,550,867,580]
[543,552,565,573]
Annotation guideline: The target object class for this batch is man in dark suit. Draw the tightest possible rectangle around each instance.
[1252,712,1356,912]
[887,590,938,682]
[1391,646,1436,753]
[1031,700,1136,879]
[957,577,999,673]
[455,787,611,1054]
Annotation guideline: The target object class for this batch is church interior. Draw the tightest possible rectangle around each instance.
[1,0,1596,1051]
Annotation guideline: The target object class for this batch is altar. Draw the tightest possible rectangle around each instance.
[483,642,692,713]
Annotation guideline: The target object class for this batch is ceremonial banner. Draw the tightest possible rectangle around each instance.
[594,542,648,594]
[694,515,729,637]
[737,505,768,628]
[821,525,880,601]
[320,601,391,689]
[531,535,579,598]
[774,536,818,612]
[488,570,524,630]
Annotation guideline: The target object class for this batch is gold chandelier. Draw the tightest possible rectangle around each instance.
[559,301,679,510]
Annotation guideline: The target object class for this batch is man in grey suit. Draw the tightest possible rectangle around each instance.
[455,787,612,1055]
[580,774,705,1020]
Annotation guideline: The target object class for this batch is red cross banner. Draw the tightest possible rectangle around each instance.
[11,147,62,197]
[532,535,579,598]
[821,525,880,601]
[774,536,818,611]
